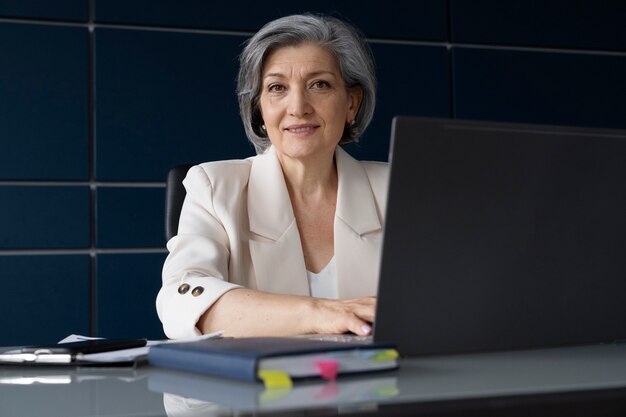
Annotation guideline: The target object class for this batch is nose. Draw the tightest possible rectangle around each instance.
[287,87,312,117]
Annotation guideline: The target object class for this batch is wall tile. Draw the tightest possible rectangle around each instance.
[450,1,626,51]
[96,253,166,339]
[94,0,447,41]
[0,0,88,22]
[96,187,165,248]
[453,48,626,129]
[95,28,254,181]
[346,44,450,162]
[0,23,88,180]
[0,186,90,249]
[0,255,90,345]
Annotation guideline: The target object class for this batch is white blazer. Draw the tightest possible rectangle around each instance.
[157,146,389,339]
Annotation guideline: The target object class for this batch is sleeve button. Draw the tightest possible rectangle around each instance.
[177,283,190,294]
[191,286,204,297]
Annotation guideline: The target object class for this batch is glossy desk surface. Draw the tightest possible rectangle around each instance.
[2,343,626,416]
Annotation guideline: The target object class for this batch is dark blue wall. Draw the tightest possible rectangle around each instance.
[0,0,624,345]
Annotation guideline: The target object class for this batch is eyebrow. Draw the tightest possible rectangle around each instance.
[263,70,337,80]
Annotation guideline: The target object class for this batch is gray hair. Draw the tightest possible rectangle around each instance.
[237,14,377,154]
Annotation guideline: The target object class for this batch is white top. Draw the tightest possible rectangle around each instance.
[307,256,338,299]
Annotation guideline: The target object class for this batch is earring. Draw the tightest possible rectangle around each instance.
[349,120,356,126]
[261,124,266,131]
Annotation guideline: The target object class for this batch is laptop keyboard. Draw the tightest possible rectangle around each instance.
[299,334,373,343]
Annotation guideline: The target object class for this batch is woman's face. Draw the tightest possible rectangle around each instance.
[259,43,362,163]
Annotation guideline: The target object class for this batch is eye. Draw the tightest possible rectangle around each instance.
[267,83,285,93]
[311,80,331,89]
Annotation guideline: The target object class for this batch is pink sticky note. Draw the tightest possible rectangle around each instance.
[315,360,339,380]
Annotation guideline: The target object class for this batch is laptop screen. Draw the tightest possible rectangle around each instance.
[374,117,626,356]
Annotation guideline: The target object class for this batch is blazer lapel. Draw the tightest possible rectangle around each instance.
[247,147,310,296]
[334,147,384,298]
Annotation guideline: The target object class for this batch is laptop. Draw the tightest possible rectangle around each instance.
[373,116,626,356]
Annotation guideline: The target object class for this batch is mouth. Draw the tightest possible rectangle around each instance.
[284,124,319,135]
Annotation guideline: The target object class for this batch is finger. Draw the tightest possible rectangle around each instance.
[346,317,373,336]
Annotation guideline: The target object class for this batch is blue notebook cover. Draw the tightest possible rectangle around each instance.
[148,337,398,382]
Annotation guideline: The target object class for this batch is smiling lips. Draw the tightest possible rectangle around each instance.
[285,124,319,136]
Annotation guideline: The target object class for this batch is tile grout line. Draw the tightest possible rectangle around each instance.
[0,248,168,256]
[446,0,455,119]
[88,0,97,336]
[88,0,97,337]
[0,181,166,187]
[0,16,254,37]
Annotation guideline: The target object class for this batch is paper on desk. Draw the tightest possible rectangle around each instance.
[58,331,223,364]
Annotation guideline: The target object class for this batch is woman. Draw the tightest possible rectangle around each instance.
[157,14,388,339]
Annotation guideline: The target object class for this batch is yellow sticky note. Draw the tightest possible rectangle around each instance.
[371,349,399,361]
[257,370,293,389]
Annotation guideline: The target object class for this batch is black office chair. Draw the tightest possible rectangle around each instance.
[165,164,194,241]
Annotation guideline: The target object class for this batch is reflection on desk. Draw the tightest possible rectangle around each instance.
[151,369,398,416]
[2,343,626,416]
[0,366,166,417]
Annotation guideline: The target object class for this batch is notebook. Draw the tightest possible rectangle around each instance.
[373,116,626,356]
[148,337,398,383]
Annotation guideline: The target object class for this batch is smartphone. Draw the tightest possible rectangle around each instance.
[20,338,147,354]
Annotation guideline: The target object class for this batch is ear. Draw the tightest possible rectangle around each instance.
[346,86,364,122]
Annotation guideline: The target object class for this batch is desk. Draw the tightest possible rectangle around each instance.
[2,343,626,416]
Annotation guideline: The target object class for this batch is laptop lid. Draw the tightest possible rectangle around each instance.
[373,116,626,356]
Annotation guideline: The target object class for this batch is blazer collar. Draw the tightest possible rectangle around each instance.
[248,146,382,240]
[335,146,382,236]
[247,146,293,241]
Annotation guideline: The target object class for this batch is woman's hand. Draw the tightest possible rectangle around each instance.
[309,296,376,336]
